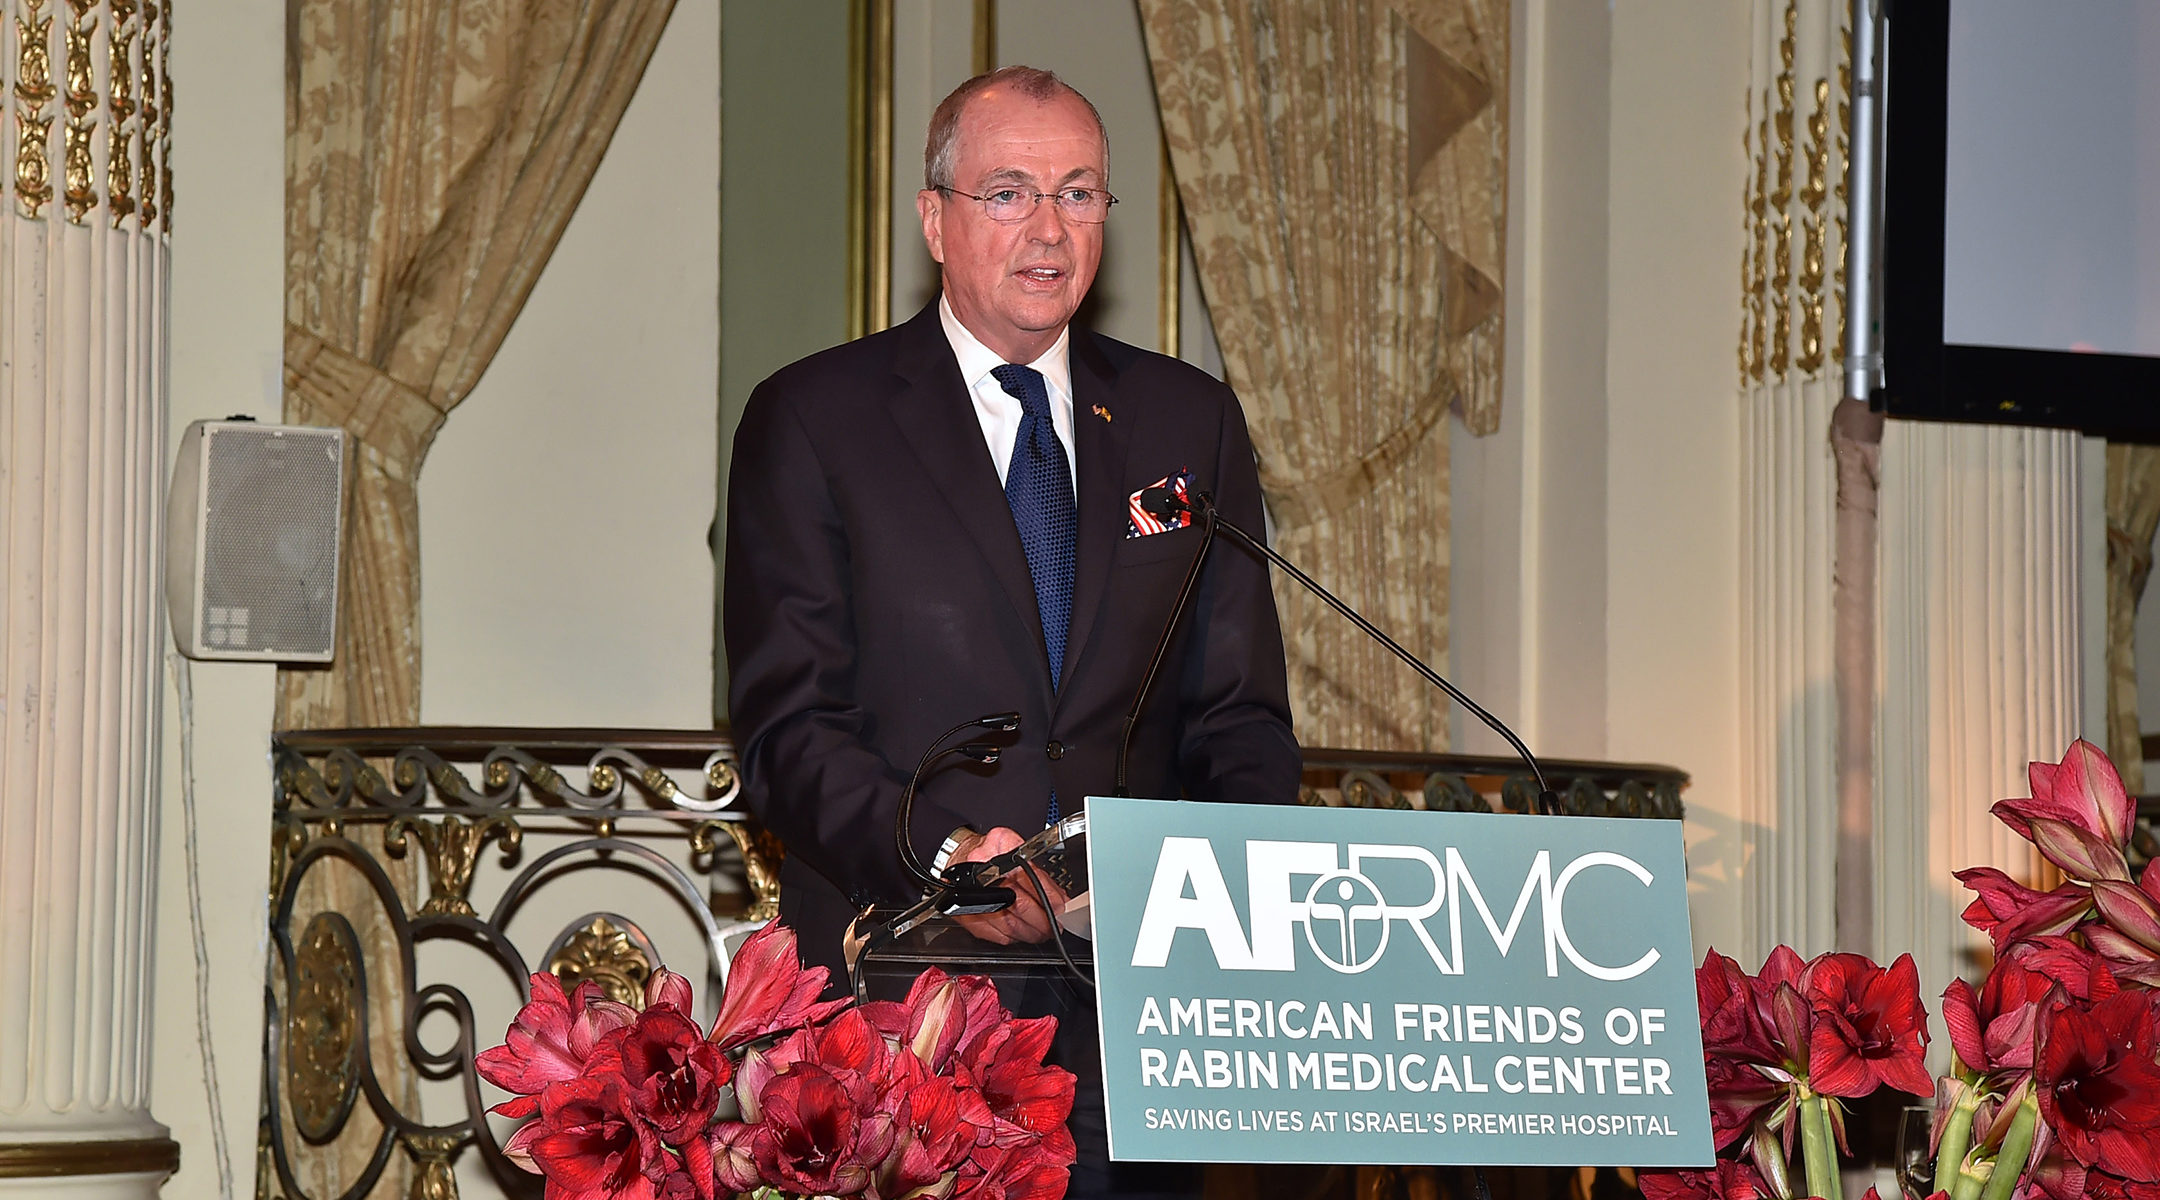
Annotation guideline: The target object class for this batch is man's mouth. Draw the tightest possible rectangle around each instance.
[1017,266,1065,284]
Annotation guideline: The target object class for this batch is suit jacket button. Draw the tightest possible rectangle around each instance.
[1046,740,1065,760]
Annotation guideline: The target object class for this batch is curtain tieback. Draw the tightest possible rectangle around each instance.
[1259,371,1455,530]
[283,324,449,482]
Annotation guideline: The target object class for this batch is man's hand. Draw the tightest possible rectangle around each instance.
[944,826,1071,945]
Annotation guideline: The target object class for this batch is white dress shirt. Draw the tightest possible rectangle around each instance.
[938,294,1077,495]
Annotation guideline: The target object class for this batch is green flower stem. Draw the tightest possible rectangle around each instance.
[1799,1091,1844,1200]
[1976,1095,2039,1200]
[1935,1087,1981,1200]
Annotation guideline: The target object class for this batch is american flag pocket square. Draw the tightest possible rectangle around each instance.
[1126,469,1196,538]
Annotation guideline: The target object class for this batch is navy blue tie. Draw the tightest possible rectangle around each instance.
[993,363,1074,826]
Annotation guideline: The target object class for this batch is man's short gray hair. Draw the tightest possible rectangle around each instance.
[924,65,1109,191]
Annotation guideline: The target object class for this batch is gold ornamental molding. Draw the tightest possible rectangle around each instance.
[14,0,58,218]
[106,0,136,224]
[7,0,168,227]
[382,812,521,917]
[1768,0,1795,379]
[285,912,363,1143]
[61,0,94,221]
[549,915,655,1008]
[846,0,894,339]
[1739,0,1848,386]
[0,1136,180,1178]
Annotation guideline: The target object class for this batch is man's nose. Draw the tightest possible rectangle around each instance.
[1022,195,1071,241]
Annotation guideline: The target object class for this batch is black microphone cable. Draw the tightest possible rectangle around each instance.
[896,710,1021,894]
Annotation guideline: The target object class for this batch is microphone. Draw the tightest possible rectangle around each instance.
[1139,485,1563,816]
[896,711,1022,909]
[1112,489,1220,797]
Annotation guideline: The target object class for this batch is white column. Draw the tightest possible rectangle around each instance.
[0,0,175,1194]
[1876,424,2087,1010]
[1736,0,1848,964]
[1740,378,1840,961]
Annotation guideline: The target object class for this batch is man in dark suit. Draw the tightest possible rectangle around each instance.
[723,65,1301,1194]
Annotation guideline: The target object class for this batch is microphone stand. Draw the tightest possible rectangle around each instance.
[1112,500,1219,796]
[895,711,1023,912]
[1146,486,1562,817]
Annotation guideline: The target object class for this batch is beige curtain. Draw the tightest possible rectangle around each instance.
[2105,444,2160,795]
[1139,0,1507,751]
[280,2,676,1194]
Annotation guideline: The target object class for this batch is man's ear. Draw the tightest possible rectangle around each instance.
[917,189,946,264]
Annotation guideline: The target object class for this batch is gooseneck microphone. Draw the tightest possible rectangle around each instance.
[1136,485,1563,817]
[1112,499,1220,797]
[895,711,1023,912]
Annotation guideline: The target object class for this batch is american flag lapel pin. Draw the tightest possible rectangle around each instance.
[1092,404,1112,423]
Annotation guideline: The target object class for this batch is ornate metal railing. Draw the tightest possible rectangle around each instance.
[259,728,764,1200]
[1299,747,1687,820]
[257,729,1685,1200]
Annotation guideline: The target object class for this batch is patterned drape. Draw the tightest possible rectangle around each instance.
[280,2,675,1194]
[1138,0,1507,751]
[2104,444,2160,794]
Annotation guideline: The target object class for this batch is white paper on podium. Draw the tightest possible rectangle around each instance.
[1057,891,1091,939]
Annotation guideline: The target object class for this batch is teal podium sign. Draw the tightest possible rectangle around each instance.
[1084,797,1713,1167]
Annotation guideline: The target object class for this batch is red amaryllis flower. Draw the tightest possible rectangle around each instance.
[865,967,1010,1074]
[709,922,852,1051]
[1956,867,2093,953]
[1803,952,1932,1098]
[2005,935,2122,1003]
[1636,1159,1772,1200]
[1943,960,2059,1078]
[525,1075,672,1200]
[1698,950,1778,1066]
[2036,991,2160,1181]
[645,966,694,1015]
[955,1016,1076,1162]
[757,1006,893,1095]
[1999,739,2137,852]
[954,1139,1072,1200]
[605,1004,732,1159]
[743,1064,898,1197]
[1704,1056,1785,1149]
[1746,945,1814,1075]
[476,973,637,1119]
[2083,1169,2160,1200]
[874,1054,995,1200]
[708,1120,760,1196]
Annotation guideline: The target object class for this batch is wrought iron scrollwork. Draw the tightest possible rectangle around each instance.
[260,728,755,1200]
[1297,748,1688,822]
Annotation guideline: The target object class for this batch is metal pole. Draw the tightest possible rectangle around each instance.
[1843,0,1886,403]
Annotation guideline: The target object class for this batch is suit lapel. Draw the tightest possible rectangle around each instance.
[1057,329,1133,700]
[886,306,1053,693]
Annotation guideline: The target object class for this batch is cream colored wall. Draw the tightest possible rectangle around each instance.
[419,5,718,731]
[1602,1,1753,959]
[152,1,285,1194]
[717,0,855,716]
[1455,0,1753,957]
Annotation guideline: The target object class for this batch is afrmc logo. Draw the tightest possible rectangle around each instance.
[1129,838,1661,981]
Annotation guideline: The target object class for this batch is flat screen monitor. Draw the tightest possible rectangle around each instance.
[1879,0,2160,440]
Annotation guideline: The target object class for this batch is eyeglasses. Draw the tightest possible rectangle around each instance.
[937,185,1119,224]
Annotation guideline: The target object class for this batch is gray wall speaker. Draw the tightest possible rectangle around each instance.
[165,420,346,662]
